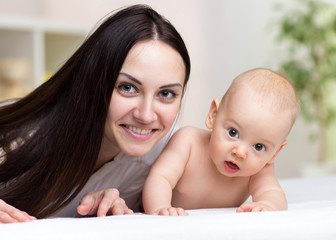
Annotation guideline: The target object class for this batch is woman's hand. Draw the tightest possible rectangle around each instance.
[77,188,133,217]
[0,199,36,223]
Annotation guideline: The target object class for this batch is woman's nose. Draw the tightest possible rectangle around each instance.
[231,146,247,160]
[133,98,158,123]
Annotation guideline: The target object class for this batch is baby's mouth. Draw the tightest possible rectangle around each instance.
[224,161,240,173]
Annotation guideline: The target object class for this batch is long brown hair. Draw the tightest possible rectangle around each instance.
[0,4,190,218]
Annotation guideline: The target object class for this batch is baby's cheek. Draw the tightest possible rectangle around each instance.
[248,162,265,175]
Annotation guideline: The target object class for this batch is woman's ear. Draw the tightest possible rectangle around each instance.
[205,99,219,129]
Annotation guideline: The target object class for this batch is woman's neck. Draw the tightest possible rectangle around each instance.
[95,138,120,171]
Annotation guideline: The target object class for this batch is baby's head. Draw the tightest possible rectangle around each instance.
[221,68,300,132]
[206,68,300,176]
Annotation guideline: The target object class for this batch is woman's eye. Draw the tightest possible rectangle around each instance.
[253,143,265,152]
[228,128,239,138]
[117,83,137,95]
[159,90,177,100]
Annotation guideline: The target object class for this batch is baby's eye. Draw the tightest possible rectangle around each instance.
[228,128,239,138]
[117,83,137,95]
[253,143,265,152]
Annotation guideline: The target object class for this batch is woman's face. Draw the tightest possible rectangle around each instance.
[103,40,186,157]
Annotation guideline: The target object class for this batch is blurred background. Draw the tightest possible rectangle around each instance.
[1,0,336,178]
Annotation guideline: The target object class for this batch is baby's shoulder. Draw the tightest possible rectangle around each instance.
[173,126,209,143]
[175,126,206,136]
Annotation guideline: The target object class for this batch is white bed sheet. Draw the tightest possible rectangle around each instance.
[1,175,336,240]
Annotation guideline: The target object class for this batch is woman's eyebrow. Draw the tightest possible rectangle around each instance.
[119,72,182,89]
[160,83,182,89]
[119,72,142,85]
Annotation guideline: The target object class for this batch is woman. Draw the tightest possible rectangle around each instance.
[0,4,190,223]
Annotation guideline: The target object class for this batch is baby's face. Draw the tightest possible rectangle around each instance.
[208,89,291,177]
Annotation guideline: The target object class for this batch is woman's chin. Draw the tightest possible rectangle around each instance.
[121,145,153,157]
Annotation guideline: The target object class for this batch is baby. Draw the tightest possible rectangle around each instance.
[142,68,300,215]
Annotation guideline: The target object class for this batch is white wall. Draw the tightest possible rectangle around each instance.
[0,0,323,178]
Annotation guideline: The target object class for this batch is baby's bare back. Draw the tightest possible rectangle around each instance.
[171,128,250,210]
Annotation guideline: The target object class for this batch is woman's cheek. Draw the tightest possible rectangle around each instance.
[159,101,180,121]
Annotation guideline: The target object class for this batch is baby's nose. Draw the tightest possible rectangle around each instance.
[232,147,247,160]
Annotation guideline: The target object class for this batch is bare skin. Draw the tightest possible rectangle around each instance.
[143,68,299,216]
[171,129,250,210]
[0,200,36,223]
[77,189,134,217]
[143,127,286,216]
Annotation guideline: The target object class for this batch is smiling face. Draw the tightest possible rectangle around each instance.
[101,40,186,159]
[206,86,291,177]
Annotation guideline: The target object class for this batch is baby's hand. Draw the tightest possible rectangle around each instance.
[236,202,274,212]
[153,207,188,216]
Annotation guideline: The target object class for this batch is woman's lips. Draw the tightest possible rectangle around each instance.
[122,124,157,141]
[224,161,240,174]
[125,125,152,135]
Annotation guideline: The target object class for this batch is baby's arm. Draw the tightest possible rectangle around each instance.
[142,127,194,216]
[237,163,287,212]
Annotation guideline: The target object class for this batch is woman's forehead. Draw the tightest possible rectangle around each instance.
[120,40,186,86]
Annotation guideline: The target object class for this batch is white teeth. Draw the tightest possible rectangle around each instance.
[126,125,152,135]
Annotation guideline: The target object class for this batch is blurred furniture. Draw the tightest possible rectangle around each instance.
[0,15,89,100]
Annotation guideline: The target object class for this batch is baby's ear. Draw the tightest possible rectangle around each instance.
[205,99,219,129]
[268,140,288,165]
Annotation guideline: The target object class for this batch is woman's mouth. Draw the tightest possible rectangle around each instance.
[125,125,153,135]
[122,125,157,140]
[224,161,240,174]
